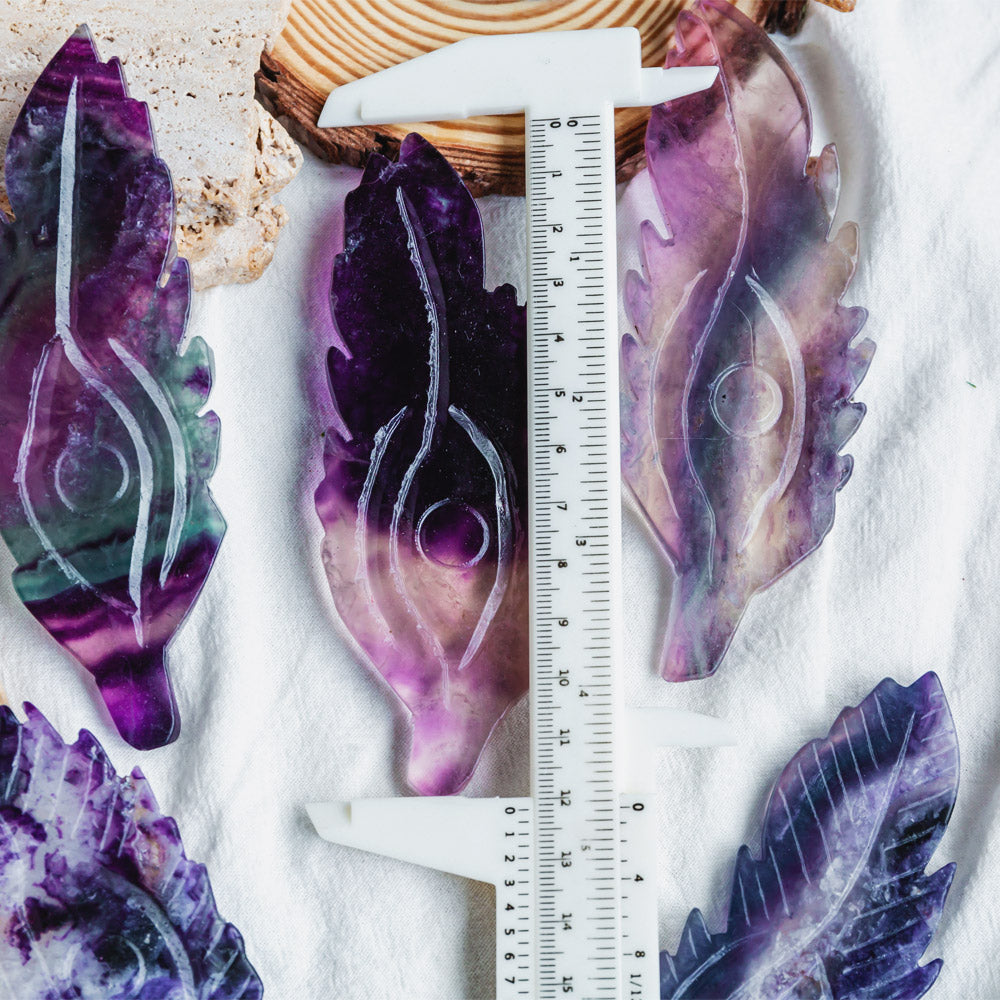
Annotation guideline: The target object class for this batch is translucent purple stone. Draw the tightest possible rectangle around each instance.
[0,703,261,998]
[0,28,225,748]
[622,0,874,681]
[662,672,958,999]
[315,134,528,796]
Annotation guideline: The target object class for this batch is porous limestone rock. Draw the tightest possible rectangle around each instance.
[0,1,302,288]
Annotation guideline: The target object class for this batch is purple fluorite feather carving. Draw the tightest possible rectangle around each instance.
[315,134,528,796]
[0,28,225,748]
[661,672,958,999]
[622,0,874,681]
[0,703,262,998]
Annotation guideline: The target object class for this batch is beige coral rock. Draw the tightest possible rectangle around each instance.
[0,1,302,289]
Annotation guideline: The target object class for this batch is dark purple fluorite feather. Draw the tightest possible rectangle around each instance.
[315,134,528,796]
[622,0,874,682]
[0,28,225,748]
[0,704,261,998]
[661,673,958,999]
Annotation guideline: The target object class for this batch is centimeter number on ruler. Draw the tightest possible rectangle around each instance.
[524,109,624,999]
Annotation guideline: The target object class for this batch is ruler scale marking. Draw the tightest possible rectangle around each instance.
[527,104,623,998]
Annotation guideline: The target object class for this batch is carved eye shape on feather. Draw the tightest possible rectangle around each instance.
[621,0,874,682]
[315,134,528,797]
[352,394,516,679]
[0,27,225,749]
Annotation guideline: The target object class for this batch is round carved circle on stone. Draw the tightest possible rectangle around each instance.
[417,499,491,569]
[55,442,131,514]
[710,362,783,438]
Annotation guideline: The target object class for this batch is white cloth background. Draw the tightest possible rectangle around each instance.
[2,2,999,997]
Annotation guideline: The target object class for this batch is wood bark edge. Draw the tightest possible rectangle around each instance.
[255,0,824,195]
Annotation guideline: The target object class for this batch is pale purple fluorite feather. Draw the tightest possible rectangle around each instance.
[0,704,261,999]
[661,672,958,999]
[315,134,528,796]
[0,28,225,747]
[622,0,874,681]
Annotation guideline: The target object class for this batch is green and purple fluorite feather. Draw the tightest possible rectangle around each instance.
[315,134,528,796]
[0,703,262,998]
[0,28,225,748]
[622,0,874,681]
[661,672,958,999]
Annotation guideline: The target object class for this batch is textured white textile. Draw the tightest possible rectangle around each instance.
[2,2,999,997]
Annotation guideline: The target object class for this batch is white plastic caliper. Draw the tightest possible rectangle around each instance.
[310,29,732,999]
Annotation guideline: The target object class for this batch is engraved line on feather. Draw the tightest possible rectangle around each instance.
[738,275,806,553]
[449,404,513,671]
[16,340,128,617]
[69,750,97,840]
[2,722,22,802]
[113,941,146,992]
[649,269,705,525]
[98,866,198,1000]
[681,709,918,998]
[355,405,408,641]
[108,339,189,588]
[680,283,718,586]
[51,78,155,645]
[388,186,451,679]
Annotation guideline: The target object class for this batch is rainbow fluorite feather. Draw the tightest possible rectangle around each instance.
[315,134,528,796]
[0,28,225,748]
[622,0,874,681]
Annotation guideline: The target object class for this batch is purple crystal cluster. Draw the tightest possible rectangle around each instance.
[0,703,262,998]
[0,28,225,748]
[661,673,958,999]
[622,0,874,681]
[315,134,528,796]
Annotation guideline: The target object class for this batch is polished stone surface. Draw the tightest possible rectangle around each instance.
[661,672,958,999]
[0,28,225,748]
[0,704,261,998]
[622,0,874,681]
[316,134,528,795]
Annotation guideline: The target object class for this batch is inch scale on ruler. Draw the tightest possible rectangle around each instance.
[309,30,731,999]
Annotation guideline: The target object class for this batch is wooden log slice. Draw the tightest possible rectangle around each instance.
[256,0,804,195]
